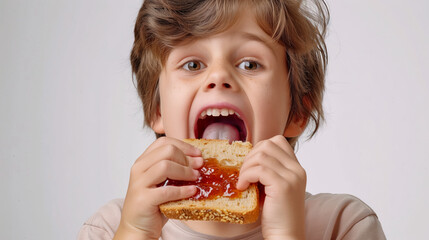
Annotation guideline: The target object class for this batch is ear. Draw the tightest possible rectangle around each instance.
[284,115,307,138]
[150,107,165,134]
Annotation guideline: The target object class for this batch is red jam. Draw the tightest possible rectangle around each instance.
[161,158,242,200]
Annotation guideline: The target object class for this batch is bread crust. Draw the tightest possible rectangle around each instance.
[159,139,259,224]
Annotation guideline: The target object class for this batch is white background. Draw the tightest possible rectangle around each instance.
[1,0,428,239]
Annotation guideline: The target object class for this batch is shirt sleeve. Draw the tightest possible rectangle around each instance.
[76,199,123,240]
[78,224,112,240]
[343,214,386,240]
[304,193,386,240]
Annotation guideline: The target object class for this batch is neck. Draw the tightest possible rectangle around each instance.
[183,219,261,237]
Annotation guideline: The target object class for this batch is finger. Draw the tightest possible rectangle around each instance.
[250,136,303,172]
[188,156,204,169]
[240,152,292,179]
[238,163,306,197]
[237,165,283,191]
[241,150,306,188]
[133,144,202,177]
[239,153,297,192]
[269,135,295,157]
[142,160,200,187]
[249,137,291,163]
[144,137,201,157]
[151,185,197,206]
[267,136,307,178]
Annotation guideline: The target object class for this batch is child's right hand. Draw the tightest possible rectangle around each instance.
[113,137,203,240]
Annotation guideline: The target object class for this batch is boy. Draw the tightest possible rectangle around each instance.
[78,0,385,239]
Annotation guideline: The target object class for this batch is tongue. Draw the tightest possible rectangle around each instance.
[202,122,240,142]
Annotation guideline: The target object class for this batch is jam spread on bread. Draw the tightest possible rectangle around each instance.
[162,158,242,200]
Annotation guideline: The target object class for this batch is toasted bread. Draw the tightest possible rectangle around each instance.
[159,139,259,224]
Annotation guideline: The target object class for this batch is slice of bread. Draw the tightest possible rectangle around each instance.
[159,139,259,224]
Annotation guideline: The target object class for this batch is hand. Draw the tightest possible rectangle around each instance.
[237,135,307,240]
[114,137,203,240]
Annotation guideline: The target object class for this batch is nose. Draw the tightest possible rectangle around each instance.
[203,64,238,92]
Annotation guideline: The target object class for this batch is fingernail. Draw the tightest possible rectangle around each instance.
[195,148,202,155]
[187,185,197,195]
[193,169,200,178]
[189,157,203,168]
[195,157,204,167]
[235,180,245,191]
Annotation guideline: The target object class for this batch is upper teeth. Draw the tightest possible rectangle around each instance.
[200,108,240,119]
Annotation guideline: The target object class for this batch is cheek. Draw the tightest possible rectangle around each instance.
[159,78,194,138]
[251,80,290,138]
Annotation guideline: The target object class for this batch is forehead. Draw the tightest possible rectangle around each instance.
[166,8,282,59]
[157,1,283,63]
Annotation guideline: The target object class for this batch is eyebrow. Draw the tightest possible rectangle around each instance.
[239,32,279,55]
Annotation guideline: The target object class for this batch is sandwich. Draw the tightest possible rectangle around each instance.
[159,139,259,224]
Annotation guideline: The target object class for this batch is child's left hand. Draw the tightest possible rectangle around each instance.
[237,135,306,240]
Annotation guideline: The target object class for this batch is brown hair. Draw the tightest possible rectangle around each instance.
[130,0,329,147]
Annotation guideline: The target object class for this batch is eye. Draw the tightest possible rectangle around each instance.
[238,60,261,71]
[183,60,206,71]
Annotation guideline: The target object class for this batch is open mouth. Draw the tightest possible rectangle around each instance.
[195,108,247,142]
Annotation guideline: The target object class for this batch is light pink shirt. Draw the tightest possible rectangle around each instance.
[77,193,385,240]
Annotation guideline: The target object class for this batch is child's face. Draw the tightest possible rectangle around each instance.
[152,11,302,144]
